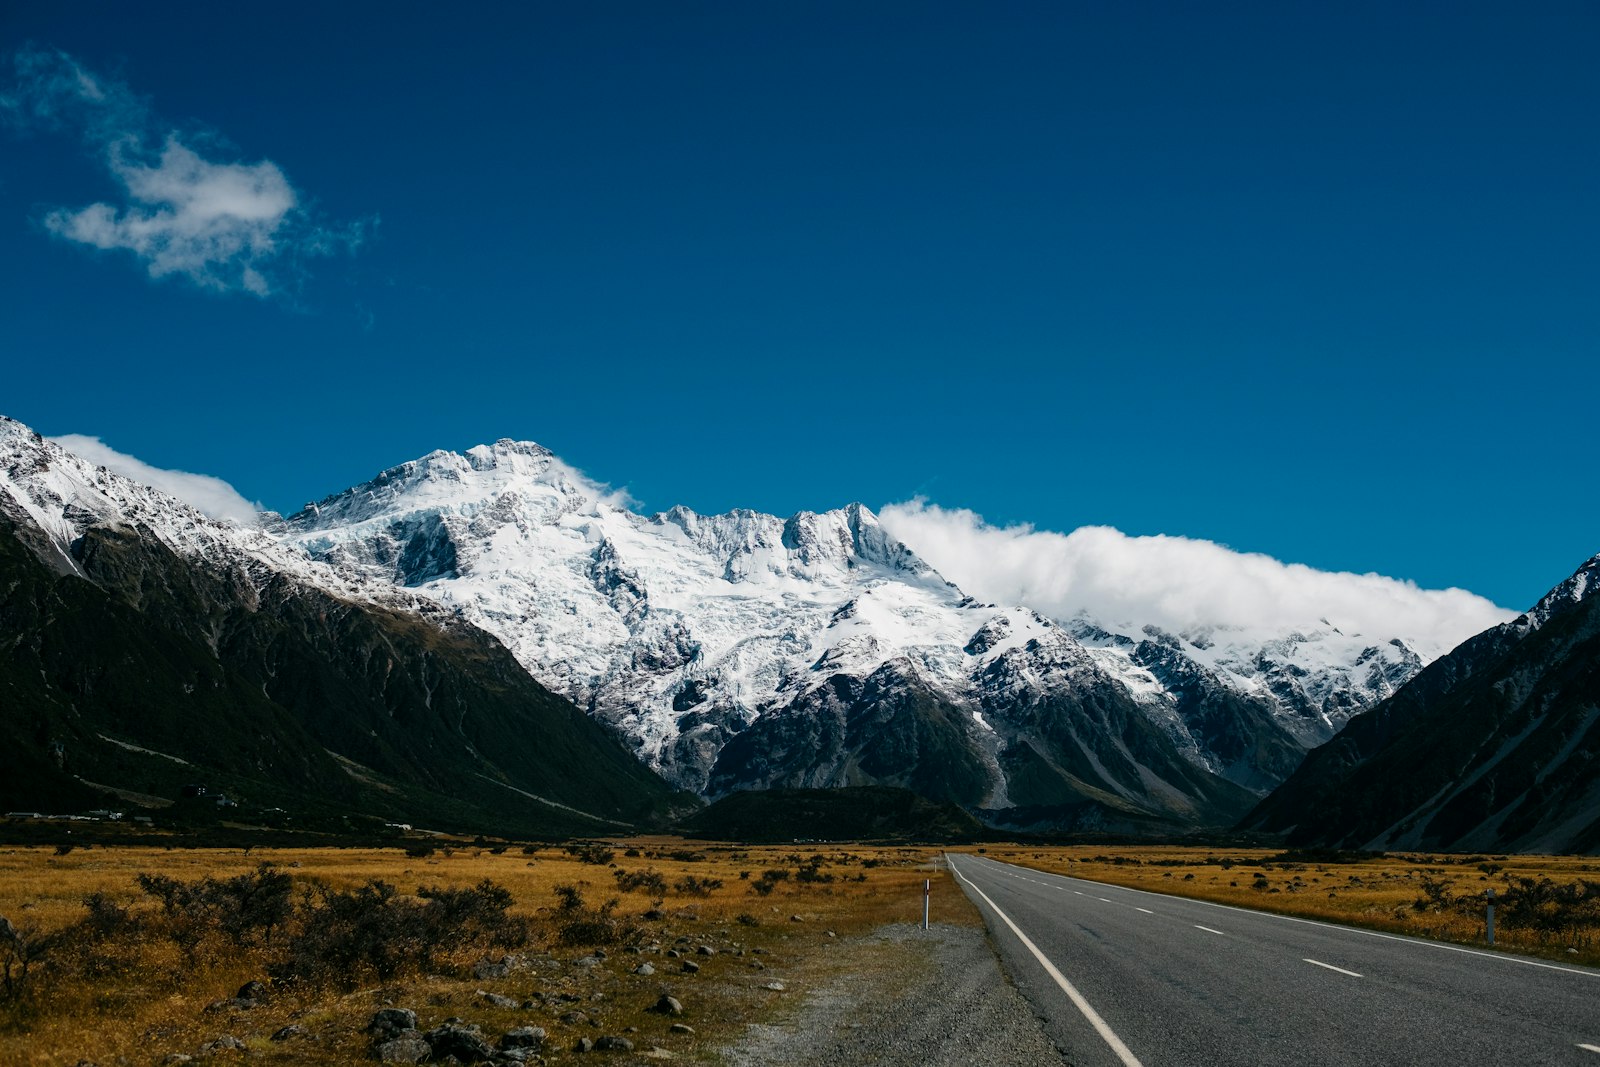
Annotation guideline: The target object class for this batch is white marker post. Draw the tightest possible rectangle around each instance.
[922,878,931,931]
[1486,889,1496,946]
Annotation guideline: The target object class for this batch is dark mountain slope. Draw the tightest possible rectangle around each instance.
[0,506,685,835]
[1242,554,1600,854]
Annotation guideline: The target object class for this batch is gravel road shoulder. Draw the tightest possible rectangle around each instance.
[716,921,1066,1066]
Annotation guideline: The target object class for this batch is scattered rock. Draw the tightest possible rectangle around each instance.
[573,1037,594,1053]
[160,1056,193,1065]
[425,1022,496,1063]
[472,959,511,980]
[639,1048,674,1060]
[559,1010,589,1026]
[762,981,786,992]
[476,989,519,1009]
[649,995,683,1016]
[235,980,267,1000]
[695,945,715,956]
[500,1026,546,1051]
[594,1036,634,1052]
[269,1025,306,1042]
[573,955,602,968]
[664,948,680,959]
[825,930,836,938]
[367,1008,419,1038]
[669,1023,694,1035]
[198,1035,245,1056]
[373,1034,431,1063]
[680,961,700,974]
[790,915,805,923]
[633,963,655,976]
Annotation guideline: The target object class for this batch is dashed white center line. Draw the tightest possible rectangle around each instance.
[1098,897,1113,903]
[1135,908,1154,915]
[1194,925,1226,936]
[1303,959,1363,978]
[1578,1044,1600,1054]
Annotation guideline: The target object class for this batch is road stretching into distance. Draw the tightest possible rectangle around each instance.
[947,854,1600,1066]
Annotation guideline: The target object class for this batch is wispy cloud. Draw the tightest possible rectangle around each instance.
[50,434,261,525]
[2,46,363,297]
[878,501,1516,657]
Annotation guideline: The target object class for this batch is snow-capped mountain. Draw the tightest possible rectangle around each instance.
[0,417,680,831]
[279,438,1445,822]
[8,417,1481,832]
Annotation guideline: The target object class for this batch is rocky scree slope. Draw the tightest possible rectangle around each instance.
[0,418,681,833]
[1243,552,1600,853]
[281,440,1440,830]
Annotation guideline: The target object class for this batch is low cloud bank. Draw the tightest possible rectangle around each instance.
[878,501,1514,655]
[50,434,260,525]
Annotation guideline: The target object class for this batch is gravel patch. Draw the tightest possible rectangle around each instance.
[718,922,1066,1065]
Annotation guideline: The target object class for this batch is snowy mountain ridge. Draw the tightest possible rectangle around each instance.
[4,416,1467,825]
[280,437,1440,802]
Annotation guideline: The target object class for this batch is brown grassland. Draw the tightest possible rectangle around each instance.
[0,839,973,1067]
[4,839,1598,1066]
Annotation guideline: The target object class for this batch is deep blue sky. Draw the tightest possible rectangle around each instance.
[1,2,1595,610]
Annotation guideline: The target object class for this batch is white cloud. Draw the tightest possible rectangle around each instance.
[4,47,361,297]
[49,435,261,525]
[878,501,1516,657]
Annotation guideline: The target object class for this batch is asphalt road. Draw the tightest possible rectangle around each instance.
[948,854,1600,1067]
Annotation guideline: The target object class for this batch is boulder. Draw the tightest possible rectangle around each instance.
[500,1026,546,1050]
[372,1034,431,1064]
[476,989,519,1010]
[425,1022,496,1063]
[366,1008,419,1038]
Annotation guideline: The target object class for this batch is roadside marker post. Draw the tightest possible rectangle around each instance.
[923,878,931,931]
[1486,889,1496,946]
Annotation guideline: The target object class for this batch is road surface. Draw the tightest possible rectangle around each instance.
[948,853,1600,1066]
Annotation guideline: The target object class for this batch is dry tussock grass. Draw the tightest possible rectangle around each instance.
[0,839,970,1066]
[964,844,1600,966]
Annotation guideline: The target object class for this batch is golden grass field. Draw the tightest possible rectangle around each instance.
[0,839,972,1066]
[3,839,1597,1067]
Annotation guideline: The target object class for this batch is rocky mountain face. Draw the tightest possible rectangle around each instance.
[281,439,1442,831]
[0,418,683,834]
[1243,554,1600,853]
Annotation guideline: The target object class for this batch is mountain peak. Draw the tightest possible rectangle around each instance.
[464,438,556,471]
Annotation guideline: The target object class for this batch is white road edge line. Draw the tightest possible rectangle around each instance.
[1578,1043,1600,1054]
[1304,958,1363,978]
[1194,925,1226,936]
[967,856,1600,980]
[949,859,1145,1067]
